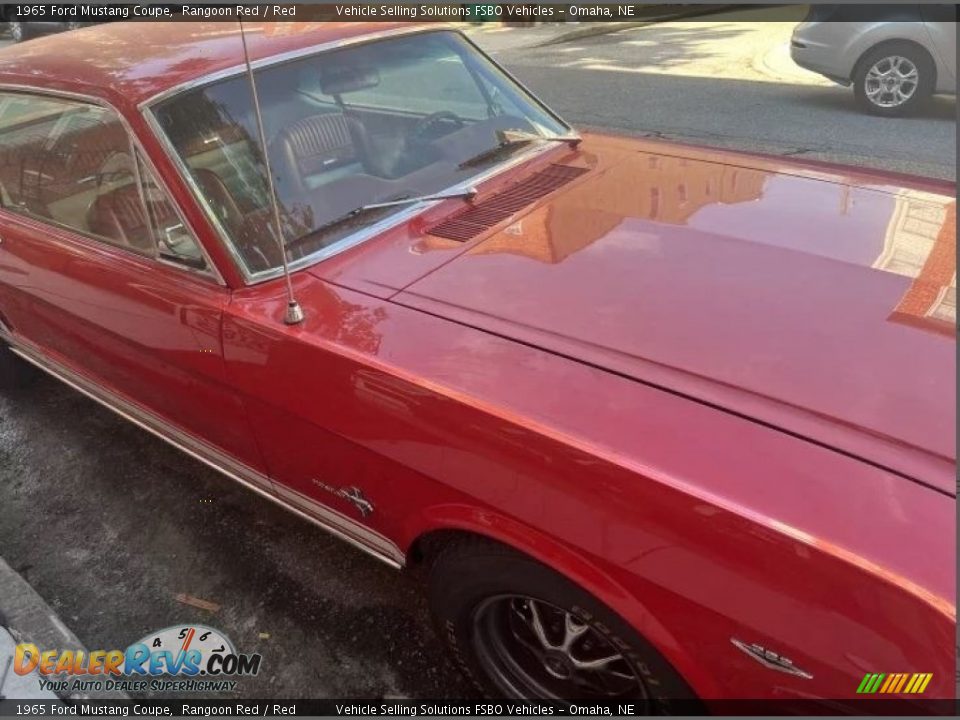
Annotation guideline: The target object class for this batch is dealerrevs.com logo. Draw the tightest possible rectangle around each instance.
[15,625,262,694]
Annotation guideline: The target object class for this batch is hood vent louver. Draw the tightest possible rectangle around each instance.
[428,164,589,242]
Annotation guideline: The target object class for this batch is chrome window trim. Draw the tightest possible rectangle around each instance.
[0,84,226,286]
[7,334,405,570]
[138,27,576,286]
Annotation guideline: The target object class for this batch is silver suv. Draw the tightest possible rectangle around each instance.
[791,6,956,116]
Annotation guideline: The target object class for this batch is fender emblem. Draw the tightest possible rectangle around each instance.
[311,480,375,518]
[731,638,813,679]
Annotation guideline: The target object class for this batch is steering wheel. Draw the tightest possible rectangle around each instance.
[408,111,466,145]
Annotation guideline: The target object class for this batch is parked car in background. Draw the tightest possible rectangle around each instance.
[0,22,954,705]
[791,6,956,115]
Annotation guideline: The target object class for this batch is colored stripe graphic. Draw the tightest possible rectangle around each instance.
[858,673,883,693]
[858,672,932,694]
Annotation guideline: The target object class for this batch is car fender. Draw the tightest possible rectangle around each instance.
[402,502,723,699]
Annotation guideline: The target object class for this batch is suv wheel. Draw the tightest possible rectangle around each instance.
[853,42,935,116]
[427,537,697,709]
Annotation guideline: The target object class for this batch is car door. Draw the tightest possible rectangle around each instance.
[0,90,269,481]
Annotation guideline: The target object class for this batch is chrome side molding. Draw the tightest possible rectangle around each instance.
[7,339,405,570]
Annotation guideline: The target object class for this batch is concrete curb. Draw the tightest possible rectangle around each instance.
[535,4,740,46]
[0,557,127,700]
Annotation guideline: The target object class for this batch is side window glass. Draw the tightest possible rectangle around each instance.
[0,92,208,272]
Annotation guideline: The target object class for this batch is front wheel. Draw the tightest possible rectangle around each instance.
[853,43,935,116]
[427,538,697,710]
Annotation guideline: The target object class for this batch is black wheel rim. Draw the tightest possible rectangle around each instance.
[472,595,650,703]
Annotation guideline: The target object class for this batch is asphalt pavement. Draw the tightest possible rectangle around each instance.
[0,368,473,698]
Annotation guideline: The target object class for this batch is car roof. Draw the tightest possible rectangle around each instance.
[0,21,422,111]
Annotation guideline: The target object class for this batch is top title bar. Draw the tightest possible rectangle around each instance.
[8,3,955,22]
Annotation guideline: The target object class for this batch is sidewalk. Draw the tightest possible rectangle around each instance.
[0,627,60,701]
[0,557,126,700]
[461,5,736,53]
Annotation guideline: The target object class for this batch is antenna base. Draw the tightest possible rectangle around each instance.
[284,301,305,325]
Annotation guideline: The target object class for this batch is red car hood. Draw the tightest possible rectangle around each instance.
[394,142,956,492]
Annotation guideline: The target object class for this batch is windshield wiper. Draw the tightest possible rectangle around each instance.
[360,187,478,210]
[458,129,581,170]
[288,187,478,248]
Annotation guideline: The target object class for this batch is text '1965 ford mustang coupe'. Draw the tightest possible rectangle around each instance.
[0,21,954,709]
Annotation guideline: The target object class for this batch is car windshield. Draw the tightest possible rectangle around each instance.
[150,30,569,276]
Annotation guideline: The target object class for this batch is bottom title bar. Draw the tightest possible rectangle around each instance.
[0,699,957,717]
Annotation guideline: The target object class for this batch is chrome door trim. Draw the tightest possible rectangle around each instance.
[9,338,272,491]
[7,336,405,570]
[274,483,404,566]
[0,84,226,287]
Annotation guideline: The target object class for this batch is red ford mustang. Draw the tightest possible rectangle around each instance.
[0,22,954,707]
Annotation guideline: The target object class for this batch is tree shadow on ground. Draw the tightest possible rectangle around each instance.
[527,22,758,72]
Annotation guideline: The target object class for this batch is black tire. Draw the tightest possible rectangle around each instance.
[853,42,935,117]
[0,343,39,391]
[427,537,698,711]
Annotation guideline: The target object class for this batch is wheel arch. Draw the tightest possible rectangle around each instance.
[402,504,721,699]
